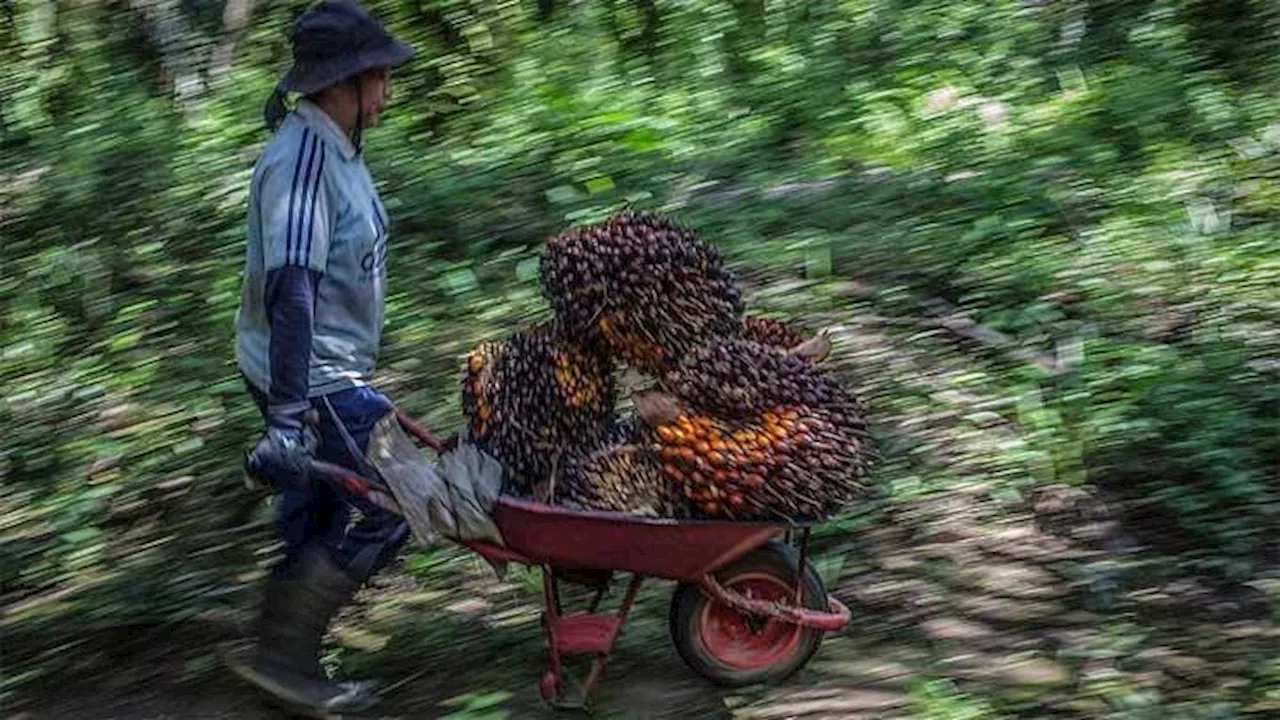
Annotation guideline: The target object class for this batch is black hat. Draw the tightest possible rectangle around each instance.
[265,1,414,129]
[280,0,415,95]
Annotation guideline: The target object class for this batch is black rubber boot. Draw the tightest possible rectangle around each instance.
[223,543,380,718]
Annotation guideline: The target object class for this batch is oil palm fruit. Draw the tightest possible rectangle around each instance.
[461,323,616,494]
[639,342,875,521]
[539,210,745,374]
[739,315,809,351]
[461,341,503,442]
[555,420,686,517]
[662,337,868,441]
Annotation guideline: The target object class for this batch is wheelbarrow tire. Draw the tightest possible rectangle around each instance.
[669,540,828,687]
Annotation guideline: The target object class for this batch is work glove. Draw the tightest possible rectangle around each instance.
[244,411,319,491]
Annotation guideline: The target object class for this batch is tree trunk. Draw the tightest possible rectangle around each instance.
[125,0,203,99]
[209,0,257,79]
[724,0,764,84]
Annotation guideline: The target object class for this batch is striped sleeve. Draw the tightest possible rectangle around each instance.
[261,127,333,273]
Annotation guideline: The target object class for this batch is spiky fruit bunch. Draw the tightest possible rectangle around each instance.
[663,338,868,439]
[461,341,503,442]
[539,210,746,374]
[461,324,617,494]
[553,421,686,517]
[739,315,809,351]
[648,405,868,520]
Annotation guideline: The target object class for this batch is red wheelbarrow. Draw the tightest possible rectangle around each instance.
[302,413,851,709]
[461,498,851,708]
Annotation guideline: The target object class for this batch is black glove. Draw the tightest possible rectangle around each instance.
[245,420,318,490]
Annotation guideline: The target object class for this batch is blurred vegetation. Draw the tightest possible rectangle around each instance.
[2,0,1278,706]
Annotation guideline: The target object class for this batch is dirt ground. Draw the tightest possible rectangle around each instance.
[12,478,1276,719]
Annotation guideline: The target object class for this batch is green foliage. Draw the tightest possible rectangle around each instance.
[908,677,1003,720]
[2,0,1277,663]
[439,691,513,720]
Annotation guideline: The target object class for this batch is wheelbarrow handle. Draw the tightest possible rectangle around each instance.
[308,459,405,516]
[301,405,456,454]
[242,453,397,509]
[245,407,450,512]
[393,407,458,453]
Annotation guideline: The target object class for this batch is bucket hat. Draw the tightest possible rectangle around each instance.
[264,1,415,130]
[281,0,415,95]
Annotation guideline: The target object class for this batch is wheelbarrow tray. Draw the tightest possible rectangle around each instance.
[305,456,808,581]
[478,495,809,582]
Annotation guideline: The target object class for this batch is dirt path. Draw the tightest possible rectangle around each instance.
[18,479,1274,719]
[11,308,1278,719]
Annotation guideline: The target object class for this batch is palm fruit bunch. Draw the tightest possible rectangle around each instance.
[552,420,686,517]
[644,339,874,520]
[539,210,746,375]
[739,315,809,351]
[461,341,503,442]
[663,338,868,440]
[462,323,617,495]
[645,403,865,520]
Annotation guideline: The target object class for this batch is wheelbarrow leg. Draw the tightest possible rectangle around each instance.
[795,527,812,605]
[548,566,565,616]
[578,574,643,703]
[588,586,607,613]
[616,574,644,625]
[541,566,567,703]
[538,571,645,710]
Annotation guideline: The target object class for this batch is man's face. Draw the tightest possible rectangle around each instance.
[358,67,392,128]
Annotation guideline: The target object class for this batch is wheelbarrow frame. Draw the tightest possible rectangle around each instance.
[455,502,850,708]
[295,411,850,709]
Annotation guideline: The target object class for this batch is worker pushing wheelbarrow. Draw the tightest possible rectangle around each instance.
[224,3,867,717]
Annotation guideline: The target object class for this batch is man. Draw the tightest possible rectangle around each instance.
[224,1,416,715]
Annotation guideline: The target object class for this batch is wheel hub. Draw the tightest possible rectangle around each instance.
[698,573,802,670]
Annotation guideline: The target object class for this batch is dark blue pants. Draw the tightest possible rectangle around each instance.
[246,379,410,584]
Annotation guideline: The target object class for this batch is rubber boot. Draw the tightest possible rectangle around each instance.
[223,543,380,718]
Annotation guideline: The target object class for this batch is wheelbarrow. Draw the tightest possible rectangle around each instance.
[300,411,852,709]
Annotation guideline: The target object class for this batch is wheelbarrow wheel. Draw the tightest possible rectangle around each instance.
[669,541,828,687]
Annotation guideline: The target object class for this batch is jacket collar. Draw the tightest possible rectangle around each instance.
[295,99,359,161]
